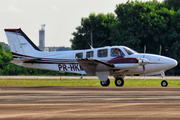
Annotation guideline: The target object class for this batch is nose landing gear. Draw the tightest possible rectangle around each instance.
[161,80,168,87]
[161,72,168,87]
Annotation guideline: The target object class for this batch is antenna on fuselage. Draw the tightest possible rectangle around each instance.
[88,43,94,49]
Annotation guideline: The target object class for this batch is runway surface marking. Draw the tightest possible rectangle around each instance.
[0,103,147,119]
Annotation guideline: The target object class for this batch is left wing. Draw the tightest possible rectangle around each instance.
[77,58,114,75]
[77,58,115,81]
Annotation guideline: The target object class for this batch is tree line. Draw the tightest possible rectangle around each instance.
[70,0,180,75]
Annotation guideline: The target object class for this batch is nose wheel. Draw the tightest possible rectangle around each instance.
[161,80,168,87]
[161,72,168,87]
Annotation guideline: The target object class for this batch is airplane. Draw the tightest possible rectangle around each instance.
[4,28,178,87]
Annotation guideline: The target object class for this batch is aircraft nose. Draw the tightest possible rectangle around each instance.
[172,59,178,67]
[168,58,178,68]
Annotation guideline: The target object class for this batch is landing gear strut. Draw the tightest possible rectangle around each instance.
[100,78,110,87]
[161,72,168,87]
[115,78,124,87]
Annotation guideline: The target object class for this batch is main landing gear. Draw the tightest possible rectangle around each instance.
[115,78,124,87]
[100,77,124,87]
[161,72,168,87]
[100,78,110,87]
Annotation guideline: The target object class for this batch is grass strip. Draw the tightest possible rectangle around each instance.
[0,79,180,87]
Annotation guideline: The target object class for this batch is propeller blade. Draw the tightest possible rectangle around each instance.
[143,45,146,58]
[140,45,147,80]
[143,65,146,80]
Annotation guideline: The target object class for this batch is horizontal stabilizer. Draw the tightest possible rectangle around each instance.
[11,58,40,65]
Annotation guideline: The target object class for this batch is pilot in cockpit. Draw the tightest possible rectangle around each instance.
[112,48,124,57]
[113,49,120,57]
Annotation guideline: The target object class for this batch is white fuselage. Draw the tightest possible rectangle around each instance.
[17,46,177,76]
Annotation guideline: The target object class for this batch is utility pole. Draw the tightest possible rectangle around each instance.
[90,32,93,47]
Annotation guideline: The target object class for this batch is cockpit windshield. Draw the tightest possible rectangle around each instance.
[122,46,137,55]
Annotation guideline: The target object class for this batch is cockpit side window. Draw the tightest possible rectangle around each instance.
[122,47,137,55]
[75,52,83,59]
[86,51,94,58]
[98,49,108,57]
[111,48,125,57]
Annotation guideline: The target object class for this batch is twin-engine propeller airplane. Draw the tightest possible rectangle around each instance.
[4,28,178,87]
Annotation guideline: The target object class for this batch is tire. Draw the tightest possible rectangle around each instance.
[161,80,168,87]
[115,78,124,87]
[100,78,110,87]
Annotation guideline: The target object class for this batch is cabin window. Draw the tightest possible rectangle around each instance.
[111,48,125,57]
[98,49,108,57]
[86,51,94,58]
[76,52,83,58]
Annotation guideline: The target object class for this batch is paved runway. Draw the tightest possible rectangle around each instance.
[0,86,180,119]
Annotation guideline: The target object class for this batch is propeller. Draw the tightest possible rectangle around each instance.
[143,45,146,79]
[139,45,149,79]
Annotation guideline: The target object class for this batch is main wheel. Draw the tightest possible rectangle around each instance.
[115,78,124,87]
[100,78,110,87]
[161,80,168,87]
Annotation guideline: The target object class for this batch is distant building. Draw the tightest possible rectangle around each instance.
[38,24,71,52]
[48,46,71,51]
[39,24,45,51]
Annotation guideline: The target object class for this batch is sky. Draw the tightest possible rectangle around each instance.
[0,0,163,47]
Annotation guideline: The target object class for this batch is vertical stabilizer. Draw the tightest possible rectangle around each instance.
[4,28,41,58]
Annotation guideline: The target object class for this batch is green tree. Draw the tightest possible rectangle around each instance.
[111,0,168,53]
[70,13,116,50]
[0,44,12,71]
[164,0,180,11]
[111,0,180,75]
